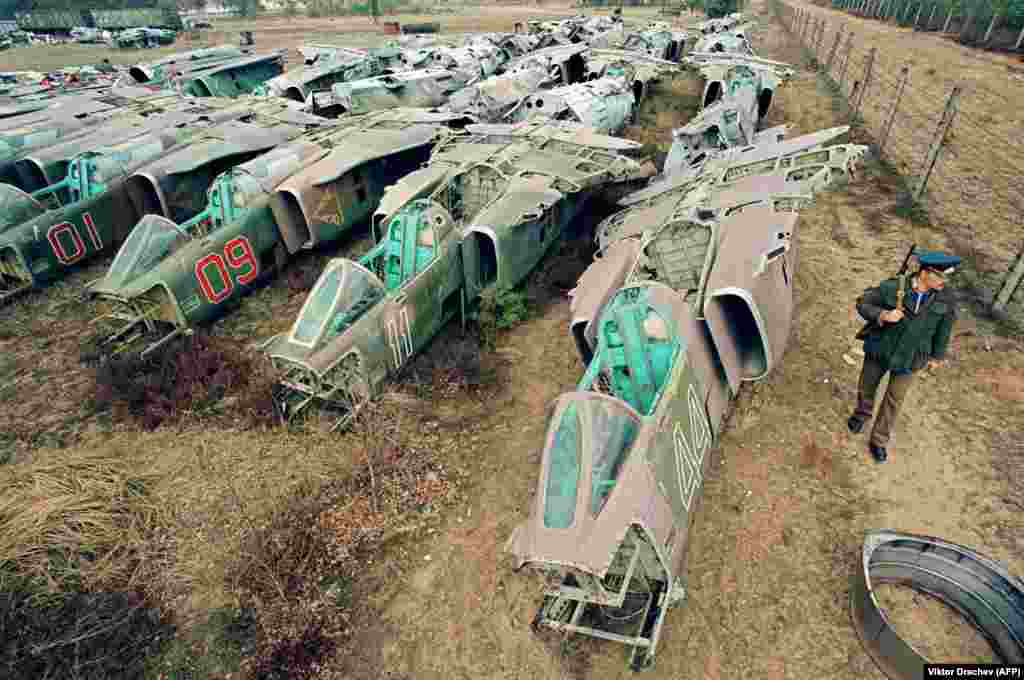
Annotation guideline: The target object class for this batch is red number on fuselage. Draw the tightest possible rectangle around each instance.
[225,237,258,285]
[47,223,85,265]
[195,253,232,304]
[83,212,102,250]
[46,212,100,266]
[194,236,261,305]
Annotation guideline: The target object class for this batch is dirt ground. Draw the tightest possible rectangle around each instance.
[1,4,1022,680]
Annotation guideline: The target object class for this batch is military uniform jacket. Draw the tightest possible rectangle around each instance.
[856,276,956,372]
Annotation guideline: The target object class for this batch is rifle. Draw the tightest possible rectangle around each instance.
[855,244,916,340]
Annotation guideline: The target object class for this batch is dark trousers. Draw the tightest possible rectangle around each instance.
[853,355,914,447]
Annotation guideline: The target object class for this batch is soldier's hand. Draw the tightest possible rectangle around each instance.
[881,309,904,323]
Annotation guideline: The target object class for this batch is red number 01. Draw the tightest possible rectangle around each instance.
[47,212,102,266]
[195,236,260,304]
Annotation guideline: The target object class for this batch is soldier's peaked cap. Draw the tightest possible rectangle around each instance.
[917,250,961,274]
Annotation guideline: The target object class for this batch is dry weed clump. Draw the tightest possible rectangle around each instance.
[0,444,172,678]
[225,411,458,677]
[395,328,507,398]
[93,331,278,430]
[0,445,161,590]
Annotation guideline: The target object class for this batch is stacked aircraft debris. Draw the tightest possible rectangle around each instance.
[298,34,528,115]
[256,45,400,103]
[662,52,796,178]
[116,44,286,97]
[504,19,871,673]
[445,43,589,122]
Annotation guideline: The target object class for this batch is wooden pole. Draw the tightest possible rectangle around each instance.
[913,85,961,202]
[827,24,844,71]
[838,33,855,92]
[926,3,937,30]
[942,8,954,32]
[878,64,909,155]
[855,47,876,115]
[913,3,923,28]
[1016,24,1024,49]
[992,246,1024,320]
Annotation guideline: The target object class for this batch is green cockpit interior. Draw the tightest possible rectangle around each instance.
[38,142,165,208]
[359,199,440,292]
[180,170,262,235]
[290,262,385,348]
[579,289,679,417]
[541,397,640,529]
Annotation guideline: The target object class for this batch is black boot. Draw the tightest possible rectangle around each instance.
[869,443,887,462]
[847,415,865,434]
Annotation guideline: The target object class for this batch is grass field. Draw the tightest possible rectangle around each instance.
[1,3,1022,679]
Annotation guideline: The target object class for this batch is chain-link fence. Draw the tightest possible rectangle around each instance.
[772,0,1024,322]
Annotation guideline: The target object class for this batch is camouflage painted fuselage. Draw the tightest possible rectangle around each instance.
[83,111,465,355]
[260,121,653,419]
[0,102,324,303]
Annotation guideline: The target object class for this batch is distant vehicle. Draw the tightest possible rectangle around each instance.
[184,17,214,30]
[114,27,177,49]
[71,27,105,44]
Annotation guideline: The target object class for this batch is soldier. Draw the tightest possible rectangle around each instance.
[847,251,960,462]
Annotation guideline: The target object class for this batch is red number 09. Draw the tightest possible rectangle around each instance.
[195,236,259,304]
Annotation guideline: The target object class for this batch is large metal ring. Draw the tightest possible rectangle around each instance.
[850,530,1024,680]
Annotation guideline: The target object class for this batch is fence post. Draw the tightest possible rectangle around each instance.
[926,3,937,29]
[992,246,1024,320]
[827,25,844,72]
[942,8,954,32]
[913,85,961,202]
[878,64,909,155]
[854,47,876,115]
[982,13,998,43]
[838,33,855,92]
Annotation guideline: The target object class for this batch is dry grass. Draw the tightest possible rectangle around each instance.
[782,0,1024,319]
